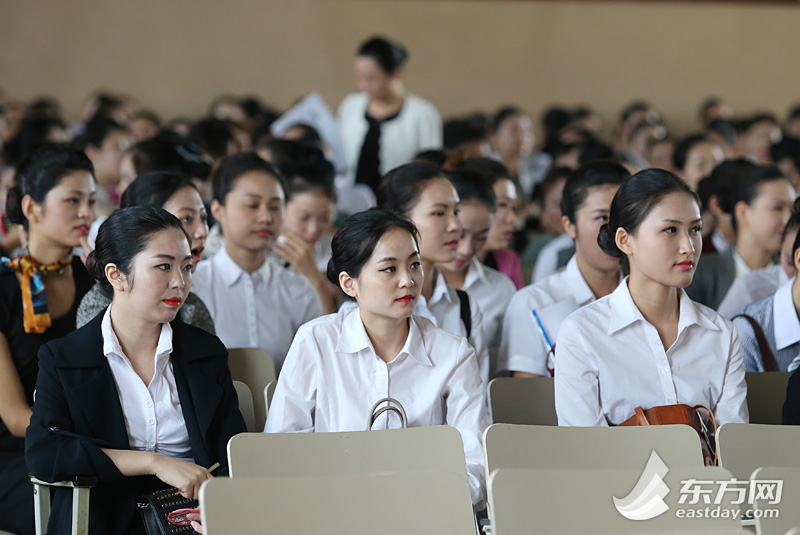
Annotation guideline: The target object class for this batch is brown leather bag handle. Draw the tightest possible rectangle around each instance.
[733,314,779,372]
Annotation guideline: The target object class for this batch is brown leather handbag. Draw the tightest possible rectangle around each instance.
[618,404,717,466]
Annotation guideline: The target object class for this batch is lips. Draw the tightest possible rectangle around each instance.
[675,261,694,271]
[395,295,415,303]
[191,245,204,263]
[75,224,90,236]
[163,297,182,307]
[503,231,514,240]
[445,239,458,248]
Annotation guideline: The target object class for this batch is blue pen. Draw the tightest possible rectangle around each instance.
[531,309,554,353]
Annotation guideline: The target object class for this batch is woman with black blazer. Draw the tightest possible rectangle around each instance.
[26,207,246,535]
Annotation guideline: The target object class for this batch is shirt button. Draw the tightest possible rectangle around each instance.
[149,440,156,446]
[661,368,669,375]
[146,401,153,408]
[149,419,156,425]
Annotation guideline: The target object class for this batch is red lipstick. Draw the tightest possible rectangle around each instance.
[255,229,271,238]
[75,224,90,236]
[395,295,414,303]
[675,261,694,271]
[163,297,182,307]
[445,239,458,248]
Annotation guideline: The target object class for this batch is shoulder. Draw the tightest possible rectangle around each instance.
[294,309,348,341]
[559,293,612,337]
[740,292,774,320]
[42,313,104,364]
[338,93,367,114]
[482,265,516,295]
[412,314,468,352]
[510,270,570,311]
[405,93,439,115]
[273,263,317,298]
[171,320,227,358]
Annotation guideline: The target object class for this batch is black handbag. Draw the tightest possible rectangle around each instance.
[138,487,199,535]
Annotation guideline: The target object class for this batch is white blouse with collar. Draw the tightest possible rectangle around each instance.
[265,306,487,505]
[554,279,749,427]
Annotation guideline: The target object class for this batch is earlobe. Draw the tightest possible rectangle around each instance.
[104,263,126,292]
[210,200,223,222]
[562,215,577,240]
[615,227,633,256]
[21,195,37,224]
[734,201,748,228]
[338,271,357,299]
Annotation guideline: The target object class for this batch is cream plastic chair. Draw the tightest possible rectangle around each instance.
[30,476,95,535]
[488,466,747,534]
[487,377,557,426]
[483,423,704,478]
[750,466,800,535]
[263,381,276,419]
[227,347,276,432]
[744,372,792,425]
[717,423,800,481]
[200,471,476,534]
[232,380,255,432]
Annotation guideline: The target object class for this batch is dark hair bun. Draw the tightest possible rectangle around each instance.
[4,184,25,225]
[596,223,623,259]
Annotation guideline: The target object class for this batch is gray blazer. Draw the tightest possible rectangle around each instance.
[686,248,736,311]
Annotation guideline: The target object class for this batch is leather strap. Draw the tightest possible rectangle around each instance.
[733,314,779,372]
[456,289,472,340]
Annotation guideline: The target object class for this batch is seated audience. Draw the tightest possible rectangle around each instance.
[77,171,215,333]
[555,169,749,426]
[376,162,491,384]
[26,207,246,535]
[0,144,96,535]
[530,167,573,283]
[266,209,486,506]
[192,152,323,374]
[673,133,724,192]
[436,169,516,376]
[77,116,132,216]
[500,161,629,377]
[688,164,796,309]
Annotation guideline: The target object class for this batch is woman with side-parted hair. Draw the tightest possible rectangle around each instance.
[26,207,246,535]
[376,162,492,386]
[0,144,96,535]
[338,36,442,192]
[77,171,215,332]
[266,209,486,506]
[554,169,749,427]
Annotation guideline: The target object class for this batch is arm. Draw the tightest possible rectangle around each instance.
[273,231,336,314]
[264,326,318,433]
[415,100,443,151]
[731,315,765,372]
[553,318,607,427]
[497,291,549,377]
[713,327,749,425]
[100,448,211,500]
[0,331,32,437]
[444,338,487,507]
[467,302,491,389]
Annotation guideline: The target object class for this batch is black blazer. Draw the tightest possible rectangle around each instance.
[25,312,246,535]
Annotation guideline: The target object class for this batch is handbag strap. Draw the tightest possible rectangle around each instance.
[367,397,408,430]
[733,313,779,372]
[692,403,718,466]
[632,406,650,426]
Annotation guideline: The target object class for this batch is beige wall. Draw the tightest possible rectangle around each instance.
[1,0,798,137]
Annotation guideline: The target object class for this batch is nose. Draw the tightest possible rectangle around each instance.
[398,268,414,288]
[79,199,93,220]
[447,211,461,234]
[171,269,187,290]
[195,220,208,241]
[680,230,696,255]
[456,235,472,258]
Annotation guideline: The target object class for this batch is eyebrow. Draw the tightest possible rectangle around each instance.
[66,190,94,195]
[591,209,609,214]
[152,254,193,261]
[429,202,455,208]
[662,218,703,224]
[377,251,420,263]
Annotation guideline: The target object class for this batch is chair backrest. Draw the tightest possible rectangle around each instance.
[488,377,557,426]
[232,381,255,432]
[745,372,791,425]
[750,466,800,535]
[483,424,704,477]
[201,472,476,535]
[264,381,276,417]
[227,347,276,431]
[228,426,469,484]
[717,423,800,481]
[488,466,744,534]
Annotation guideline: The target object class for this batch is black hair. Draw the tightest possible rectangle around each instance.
[446,169,496,212]
[619,101,653,124]
[458,157,512,184]
[673,134,710,171]
[707,118,737,146]
[2,116,67,166]
[560,160,630,224]
[6,144,95,229]
[130,109,161,128]
[212,151,287,204]
[730,164,790,231]
[735,113,779,135]
[260,139,335,202]
[357,36,407,74]
[376,162,446,216]
[189,118,236,161]
[597,169,698,267]
[413,149,448,168]
[771,136,800,172]
[76,116,126,151]
[283,123,323,148]
[532,166,572,206]
[326,209,419,293]
[699,158,757,216]
[490,106,524,133]
[443,116,488,150]
[698,97,723,125]
[121,171,198,209]
[129,133,211,180]
[787,198,800,257]
[578,135,614,165]
[85,206,189,295]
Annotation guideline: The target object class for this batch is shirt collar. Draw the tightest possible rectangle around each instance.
[429,268,456,306]
[773,277,800,350]
[606,278,719,336]
[463,258,488,290]
[335,307,432,366]
[214,247,270,287]
[101,305,174,361]
[565,255,596,306]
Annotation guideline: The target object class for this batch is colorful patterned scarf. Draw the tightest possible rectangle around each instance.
[0,244,72,333]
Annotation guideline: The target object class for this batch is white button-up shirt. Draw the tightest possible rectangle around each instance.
[193,248,324,374]
[101,306,193,462]
[415,269,490,387]
[499,255,597,376]
[554,279,749,427]
[461,258,516,355]
[265,307,487,505]
[718,264,789,319]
